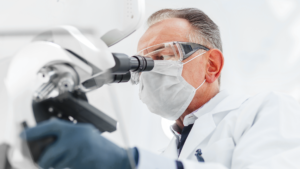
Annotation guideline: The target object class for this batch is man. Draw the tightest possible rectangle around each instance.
[23,8,300,169]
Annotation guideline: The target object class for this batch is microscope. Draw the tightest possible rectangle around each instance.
[1,0,149,167]
[12,26,153,163]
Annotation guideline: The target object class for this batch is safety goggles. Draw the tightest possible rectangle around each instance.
[136,41,210,62]
[131,41,210,84]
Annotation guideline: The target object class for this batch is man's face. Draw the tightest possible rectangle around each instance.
[138,18,223,125]
[138,18,208,94]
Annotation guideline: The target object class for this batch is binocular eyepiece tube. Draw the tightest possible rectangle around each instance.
[81,53,154,91]
[129,55,154,72]
[111,53,154,83]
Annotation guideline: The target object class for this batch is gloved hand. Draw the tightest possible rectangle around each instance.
[21,118,138,169]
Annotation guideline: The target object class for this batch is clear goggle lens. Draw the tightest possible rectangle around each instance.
[137,42,183,61]
[131,43,181,84]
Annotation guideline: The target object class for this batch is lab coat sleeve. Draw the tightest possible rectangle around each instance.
[231,92,300,169]
[137,148,227,169]
[137,148,177,169]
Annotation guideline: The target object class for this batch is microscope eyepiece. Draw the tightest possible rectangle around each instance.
[130,55,154,72]
[109,53,154,83]
[111,53,154,74]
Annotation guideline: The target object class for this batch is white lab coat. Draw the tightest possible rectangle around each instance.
[137,90,300,169]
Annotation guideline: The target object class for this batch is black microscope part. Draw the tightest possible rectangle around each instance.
[32,91,117,133]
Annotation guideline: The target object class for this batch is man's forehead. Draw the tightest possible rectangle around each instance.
[137,18,192,52]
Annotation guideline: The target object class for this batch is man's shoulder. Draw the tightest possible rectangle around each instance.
[223,91,300,141]
[230,91,300,121]
[244,91,298,107]
[224,90,297,107]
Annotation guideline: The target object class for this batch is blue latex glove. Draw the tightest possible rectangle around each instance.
[21,118,138,169]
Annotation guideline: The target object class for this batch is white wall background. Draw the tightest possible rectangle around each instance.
[1,0,300,153]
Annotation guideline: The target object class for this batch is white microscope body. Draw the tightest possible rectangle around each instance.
[4,26,114,168]
[0,0,145,168]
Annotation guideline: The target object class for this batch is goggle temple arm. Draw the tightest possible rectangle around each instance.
[179,43,210,60]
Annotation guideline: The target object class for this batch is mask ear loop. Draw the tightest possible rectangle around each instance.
[196,79,206,90]
[182,51,207,90]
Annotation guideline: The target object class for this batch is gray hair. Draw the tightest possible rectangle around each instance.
[147,8,223,52]
[147,8,222,84]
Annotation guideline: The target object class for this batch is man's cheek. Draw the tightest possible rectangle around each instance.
[183,64,205,88]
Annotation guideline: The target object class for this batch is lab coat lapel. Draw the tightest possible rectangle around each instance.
[178,90,249,160]
[178,113,215,160]
[161,137,178,159]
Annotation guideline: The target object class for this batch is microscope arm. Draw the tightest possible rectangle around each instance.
[33,26,115,77]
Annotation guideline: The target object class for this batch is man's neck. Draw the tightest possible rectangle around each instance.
[175,86,219,130]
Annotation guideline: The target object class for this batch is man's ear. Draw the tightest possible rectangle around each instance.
[205,49,224,83]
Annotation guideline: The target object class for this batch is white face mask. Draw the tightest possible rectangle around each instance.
[139,52,206,120]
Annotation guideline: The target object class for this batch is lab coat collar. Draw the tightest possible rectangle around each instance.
[193,90,230,118]
[178,112,215,160]
[182,90,230,126]
[178,90,249,160]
